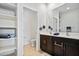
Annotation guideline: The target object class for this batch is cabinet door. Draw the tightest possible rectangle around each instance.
[53,37,64,56]
[65,43,79,56]
[54,41,64,56]
[40,35,48,52]
[47,37,54,55]
[40,35,54,55]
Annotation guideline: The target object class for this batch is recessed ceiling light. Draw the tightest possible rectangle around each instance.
[66,7,70,10]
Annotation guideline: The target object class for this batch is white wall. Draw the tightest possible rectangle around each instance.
[60,9,79,33]
[23,7,37,45]
[38,4,47,33]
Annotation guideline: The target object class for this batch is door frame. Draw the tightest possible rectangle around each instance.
[22,4,40,52]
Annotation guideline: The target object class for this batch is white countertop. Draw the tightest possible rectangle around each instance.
[40,32,79,40]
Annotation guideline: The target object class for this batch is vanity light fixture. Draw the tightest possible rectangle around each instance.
[39,27,42,31]
[43,25,45,29]
[39,25,46,31]
[48,26,53,31]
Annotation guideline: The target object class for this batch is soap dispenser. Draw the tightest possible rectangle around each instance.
[66,26,71,36]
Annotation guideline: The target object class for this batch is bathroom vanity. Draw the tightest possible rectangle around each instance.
[40,33,79,56]
[39,3,79,56]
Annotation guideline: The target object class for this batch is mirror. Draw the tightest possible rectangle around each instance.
[53,3,79,33]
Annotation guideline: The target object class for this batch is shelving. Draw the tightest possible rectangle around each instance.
[0,3,16,28]
[0,13,16,20]
[0,38,16,40]
[0,13,16,28]
[0,3,17,56]
[0,27,16,29]
[0,45,16,54]
[0,3,16,20]
[0,38,16,55]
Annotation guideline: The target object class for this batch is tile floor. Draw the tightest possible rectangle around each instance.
[23,43,50,56]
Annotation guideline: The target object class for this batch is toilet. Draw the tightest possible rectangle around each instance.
[31,39,36,47]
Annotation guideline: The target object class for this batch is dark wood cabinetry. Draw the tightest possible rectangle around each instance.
[53,37,64,56]
[40,35,48,52]
[40,35,54,55]
[40,34,79,56]
[64,39,79,56]
[65,43,79,56]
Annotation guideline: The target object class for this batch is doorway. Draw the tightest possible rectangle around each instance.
[22,7,38,55]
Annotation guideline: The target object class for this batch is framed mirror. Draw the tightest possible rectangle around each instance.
[53,3,79,33]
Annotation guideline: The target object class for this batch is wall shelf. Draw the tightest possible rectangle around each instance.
[0,13,16,20]
[0,38,16,41]
[0,45,16,54]
[0,3,17,56]
[0,27,16,29]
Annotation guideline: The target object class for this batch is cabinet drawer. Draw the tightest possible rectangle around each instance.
[54,41,64,56]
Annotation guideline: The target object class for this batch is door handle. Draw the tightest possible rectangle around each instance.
[54,41,63,47]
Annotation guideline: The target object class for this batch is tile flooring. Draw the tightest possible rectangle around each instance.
[23,43,50,56]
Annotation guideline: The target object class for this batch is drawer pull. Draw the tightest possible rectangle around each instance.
[54,41,63,47]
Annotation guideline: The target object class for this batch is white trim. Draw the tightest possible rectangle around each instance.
[22,4,39,51]
[16,3,23,56]
[36,10,40,51]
